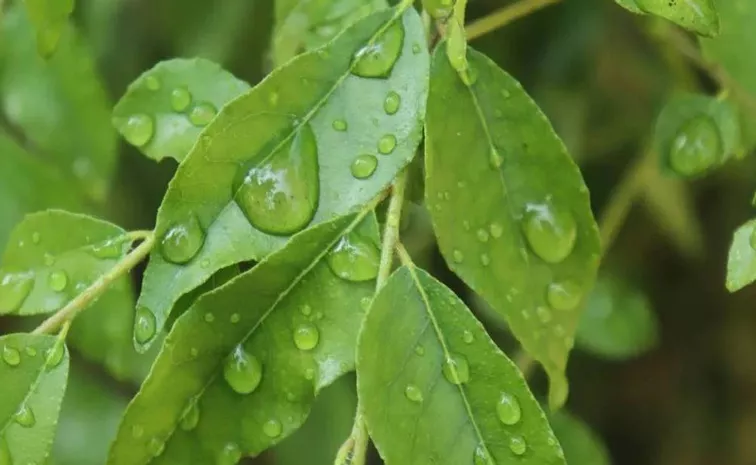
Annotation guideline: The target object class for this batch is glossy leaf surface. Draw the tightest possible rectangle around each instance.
[425,45,600,408]
[726,218,756,292]
[135,5,428,350]
[359,265,566,465]
[23,0,75,56]
[108,213,378,464]
[550,411,610,465]
[113,58,250,163]
[0,333,69,465]
[615,0,718,36]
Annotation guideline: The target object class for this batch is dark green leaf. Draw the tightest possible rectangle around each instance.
[424,45,600,408]
[0,333,69,464]
[0,210,131,316]
[614,0,719,37]
[0,6,116,202]
[23,0,75,56]
[549,411,610,465]
[273,0,388,67]
[113,58,250,163]
[726,218,756,292]
[358,265,566,465]
[108,212,378,464]
[135,5,428,350]
[576,274,658,360]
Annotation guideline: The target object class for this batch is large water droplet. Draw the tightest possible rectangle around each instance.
[327,233,380,282]
[509,436,527,456]
[180,401,200,431]
[134,307,157,344]
[442,353,470,385]
[378,134,397,155]
[148,438,165,457]
[217,443,242,465]
[0,435,11,465]
[189,102,217,127]
[522,203,577,263]
[120,114,154,147]
[384,91,401,115]
[351,154,378,179]
[293,323,320,351]
[669,115,722,177]
[2,346,20,367]
[352,21,404,78]
[14,404,35,427]
[233,124,319,235]
[160,214,205,264]
[263,419,282,438]
[496,393,522,425]
[48,270,68,292]
[223,345,262,394]
[46,343,65,368]
[171,87,192,112]
[547,280,582,311]
[404,384,423,403]
[0,271,34,312]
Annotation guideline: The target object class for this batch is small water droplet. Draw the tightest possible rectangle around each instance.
[48,269,68,292]
[301,304,312,316]
[304,367,316,380]
[31,232,40,244]
[171,86,192,112]
[134,307,157,344]
[293,323,320,351]
[496,392,522,425]
[233,123,319,236]
[223,345,262,394]
[268,92,280,107]
[412,43,422,54]
[509,436,527,456]
[360,296,372,311]
[476,229,489,243]
[179,401,200,431]
[14,404,35,427]
[204,313,215,323]
[315,311,323,320]
[452,249,464,263]
[217,443,242,465]
[0,271,34,312]
[442,353,470,385]
[2,346,20,366]
[145,75,161,91]
[46,342,65,368]
[414,345,425,356]
[351,154,378,179]
[536,306,552,323]
[547,280,582,311]
[332,119,348,132]
[190,347,199,358]
[120,114,154,147]
[90,239,124,259]
[160,214,205,264]
[480,254,491,266]
[352,21,404,78]
[404,384,423,403]
[44,254,55,266]
[378,134,397,155]
[263,419,282,438]
[522,202,577,263]
[489,222,503,239]
[148,437,165,457]
[327,233,380,282]
[501,89,511,99]
[0,435,11,465]
[24,347,37,357]
[383,91,401,115]
[463,330,474,344]
[131,425,144,439]
[669,115,722,177]
[189,102,217,127]
[230,313,240,324]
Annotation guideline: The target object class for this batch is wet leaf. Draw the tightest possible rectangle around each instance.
[549,411,610,465]
[135,5,428,350]
[273,0,388,67]
[23,0,75,56]
[726,218,756,292]
[358,265,566,465]
[615,0,719,37]
[424,45,600,408]
[0,333,69,465]
[113,58,250,163]
[108,212,378,464]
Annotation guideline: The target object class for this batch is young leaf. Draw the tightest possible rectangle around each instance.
[653,93,741,178]
[23,0,75,56]
[134,5,428,350]
[614,0,719,37]
[424,45,600,408]
[273,0,388,67]
[549,411,610,465]
[576,274,658,360]
[358,265,566,465]
[112,58,251,163]
[0,333,70,465]
[0,210,132,316]
[726,218,756,292]
[108,212,378,464]
[0,5,116,202]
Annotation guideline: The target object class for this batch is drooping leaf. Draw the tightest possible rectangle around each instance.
[134,5,428,350]
[22,0,75,56]
[549,411,611,465]
[273,0,388,67]
[726,218,756,292]
[424,45,600,408]
[108,212,378,464]
[0,210,132,316]
[0,333,70,465]
[0,5,116,202]
[576,274,658,360]
[113,58,251,163]
[358,265,566,465]
[613,0,719,37]
[653,93,742,178]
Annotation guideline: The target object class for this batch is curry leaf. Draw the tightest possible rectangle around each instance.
[424,45,600,408]
[549,411,610,465]
[613,0,719,37]
[358,265,566,465]
[726,218,756,292]
[113,58,251,164]
[22,0,75,56]
[134,5,428,350]
[0,333,69,465]
[108,212,378,464]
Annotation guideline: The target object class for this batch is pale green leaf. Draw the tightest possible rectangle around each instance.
[112,58,251,163]
[614,0,643,14]
[726,218,756,292]
[550,411,611,465]
[0,210,132,316]
[358,265,566,465]
[0,6,116,202]
[135,5,428,350]
[22,0,75,56]
[0,333,69,465]
[614,0,719,37]
[273,0,388,67]
[424,45,600,408]
[576,274,658,360]
[108,212,378,464]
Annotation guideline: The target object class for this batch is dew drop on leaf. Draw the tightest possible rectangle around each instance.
[160,214,206,264]
[414,345,425,356]
[189,102,217,127]
[148,438,165,457]
[326,233,380,282]
[473,445,493,465]
[352,20,405,78]
[383,91,401,115]
[547,280,582,311]
[24,347,37,357]
[145,75,161,91]
[90,239,124,259]
[332,119,348,132]
[233,123,319,236]
[360,297,372,311]
[462,330,474,344]
[48,270,68,292]
[131,425,144,439]
[2,346,20,367]
[509,436,527,456]
[404,384,423,403]
[442,353,470,385]
[204,312,215,323]
[223,345,263,394]
[350,154,378,179]
[170,87,192,112]
[46,343,65,369]
[31,232,40,244]
[378,134,397,154]
[480,253,491,266]
[179,401,200,431]
[476,229,489,243]
[489,222,503,239]
[496,392,522,425]
[300,304,312,316]
[452,249,464,263]
[120,114,154,147]
[536,306,553,324]
[134,306,157,344]
[293,323,320,351]
[217,443,242,465]
[263,419,282,438]
[14,404,35,428]
[0,271,34,312]
[230,313,240,324]
[0,435,11,465]
[668,115,722,177]
[522,202,577,263]
[304,367,316,380]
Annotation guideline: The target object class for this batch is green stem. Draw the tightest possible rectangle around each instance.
[466,0,561,41]
[32,232,156,335]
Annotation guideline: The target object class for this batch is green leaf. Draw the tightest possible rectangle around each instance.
[112,58,251,163]
[108,212,378,464]
[424,45,600,408]
[726,218,756,292]
[0,333,70,465]
[653,93,742,178]
[549,411,610,465]
[135,5,428,350]
[273,0,388,67]
[358,265,566,465]
[613,0,643,14]
[576,274,658,360]
[614,0,719,37]
[0,210,132,316]
[22,0,75,56]
[0,6,116,202]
